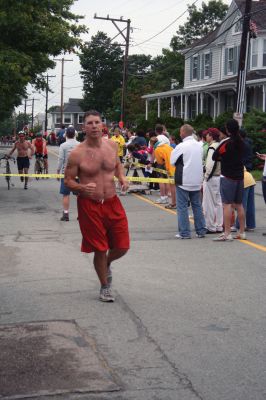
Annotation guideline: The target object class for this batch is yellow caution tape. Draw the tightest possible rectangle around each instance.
[123,161,168,175]
[0,173,174,183]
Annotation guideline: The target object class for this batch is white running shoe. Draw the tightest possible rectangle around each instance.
[154,197,168,204]
[213,233,233,242]
[99,287,114,302]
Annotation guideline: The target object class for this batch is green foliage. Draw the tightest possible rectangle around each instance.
[79,32,123,113]
[0,116,14,136]
[243,109,266,133]
[187,113,213,131]
[171,0,228,50]
[214,110,233,128]
[0,0,87,119]
[242,109,266,170]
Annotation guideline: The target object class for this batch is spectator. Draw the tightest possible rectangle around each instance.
[234,168,256,232]
[132,130,147,148]
[56,125,66,145]
[202,128,223,233]
[212,119,246,241]
[170,124,206,239]
[197,129,208,165]
[240,128,253,171]
[256,152,266,235]
[150,136,176,209]
[57,126,80,221]
[111,127,125,162]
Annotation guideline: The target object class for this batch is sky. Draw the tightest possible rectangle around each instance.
[17,0,229,117]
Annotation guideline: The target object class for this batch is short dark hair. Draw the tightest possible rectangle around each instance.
[136,130,145,137]
[83,110,101,122]
[66,126,75,138]
[155,124,163,134]
[148,130,156,139]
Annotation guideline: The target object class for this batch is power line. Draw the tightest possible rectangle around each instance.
[132,0,200,47]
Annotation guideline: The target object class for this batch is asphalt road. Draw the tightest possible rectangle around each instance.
[0,145,265,400]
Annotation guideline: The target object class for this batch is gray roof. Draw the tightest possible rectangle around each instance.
[51,98,84,114]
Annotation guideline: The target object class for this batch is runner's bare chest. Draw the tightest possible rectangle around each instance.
[79,145,117,177]
[16,141,30,156]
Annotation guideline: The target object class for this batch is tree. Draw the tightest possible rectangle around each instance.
[171,0,228,50]
[0,0,87,120]
[79,32,123,113]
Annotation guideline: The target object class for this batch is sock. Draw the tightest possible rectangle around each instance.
[63,210,69,214]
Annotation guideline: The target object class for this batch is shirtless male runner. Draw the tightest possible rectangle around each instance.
[8,131,34,189]
[64,110,130,302]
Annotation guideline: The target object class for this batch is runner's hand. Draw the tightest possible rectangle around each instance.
[120,177,129,192]
[83,182,97,195]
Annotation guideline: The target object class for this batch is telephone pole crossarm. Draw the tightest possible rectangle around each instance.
[93,14,131,124]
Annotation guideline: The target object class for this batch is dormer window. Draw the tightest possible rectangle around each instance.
[233,17,242,34]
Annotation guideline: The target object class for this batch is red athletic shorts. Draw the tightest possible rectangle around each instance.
[77,195,130,253]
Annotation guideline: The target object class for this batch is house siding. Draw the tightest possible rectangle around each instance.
[184,46,222,88]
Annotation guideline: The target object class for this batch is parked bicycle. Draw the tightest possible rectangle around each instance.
[34,155,45,180]
[0,155,15,189]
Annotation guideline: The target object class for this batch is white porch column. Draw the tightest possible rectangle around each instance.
[263,85,266,112]
[170,96,174,117]
[145,100,149,120]
[217,92,221,115]
[200,92,204,114]
[196,92,199,116]
[157,98,161,118]
[184,95,188,120]
[181,93,183,119]
[214,99,217,118]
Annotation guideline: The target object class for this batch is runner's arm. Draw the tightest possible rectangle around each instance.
[7,143,17,157]
[64,153,96,195]
[115,155,129,191]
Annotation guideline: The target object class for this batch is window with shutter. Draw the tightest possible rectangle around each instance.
[209,52,212,77]
[197,55,200,80]
[251,40,258,68]
[228,47,234,74]
[192,56,198,80]
[224,48,228,75]
[233,46,238,74]
[204,53,210,78]
[263,39,266,67]
[190,57,193,81]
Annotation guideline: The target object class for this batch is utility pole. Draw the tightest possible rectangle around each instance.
[45,74,56,132]
[94,14,131,126]
[24,98,32,126]
[53,58,73,126]
[31,98,40,130]
[235,0,252,126]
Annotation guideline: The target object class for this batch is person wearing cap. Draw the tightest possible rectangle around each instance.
[57,126,80,221]
[7,131,34,189]
[32,132,49,174]
[202,128,223,233]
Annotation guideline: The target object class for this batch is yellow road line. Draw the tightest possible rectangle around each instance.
[237,239,266,252]
[132,193,266,253]
[132,193,177,215]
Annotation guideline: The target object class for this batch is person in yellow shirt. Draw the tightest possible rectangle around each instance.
[234,168,256,231]
[150,137,176,209]
[111,128,125,162]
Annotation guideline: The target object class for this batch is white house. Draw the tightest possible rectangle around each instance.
[142,0,266,120]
